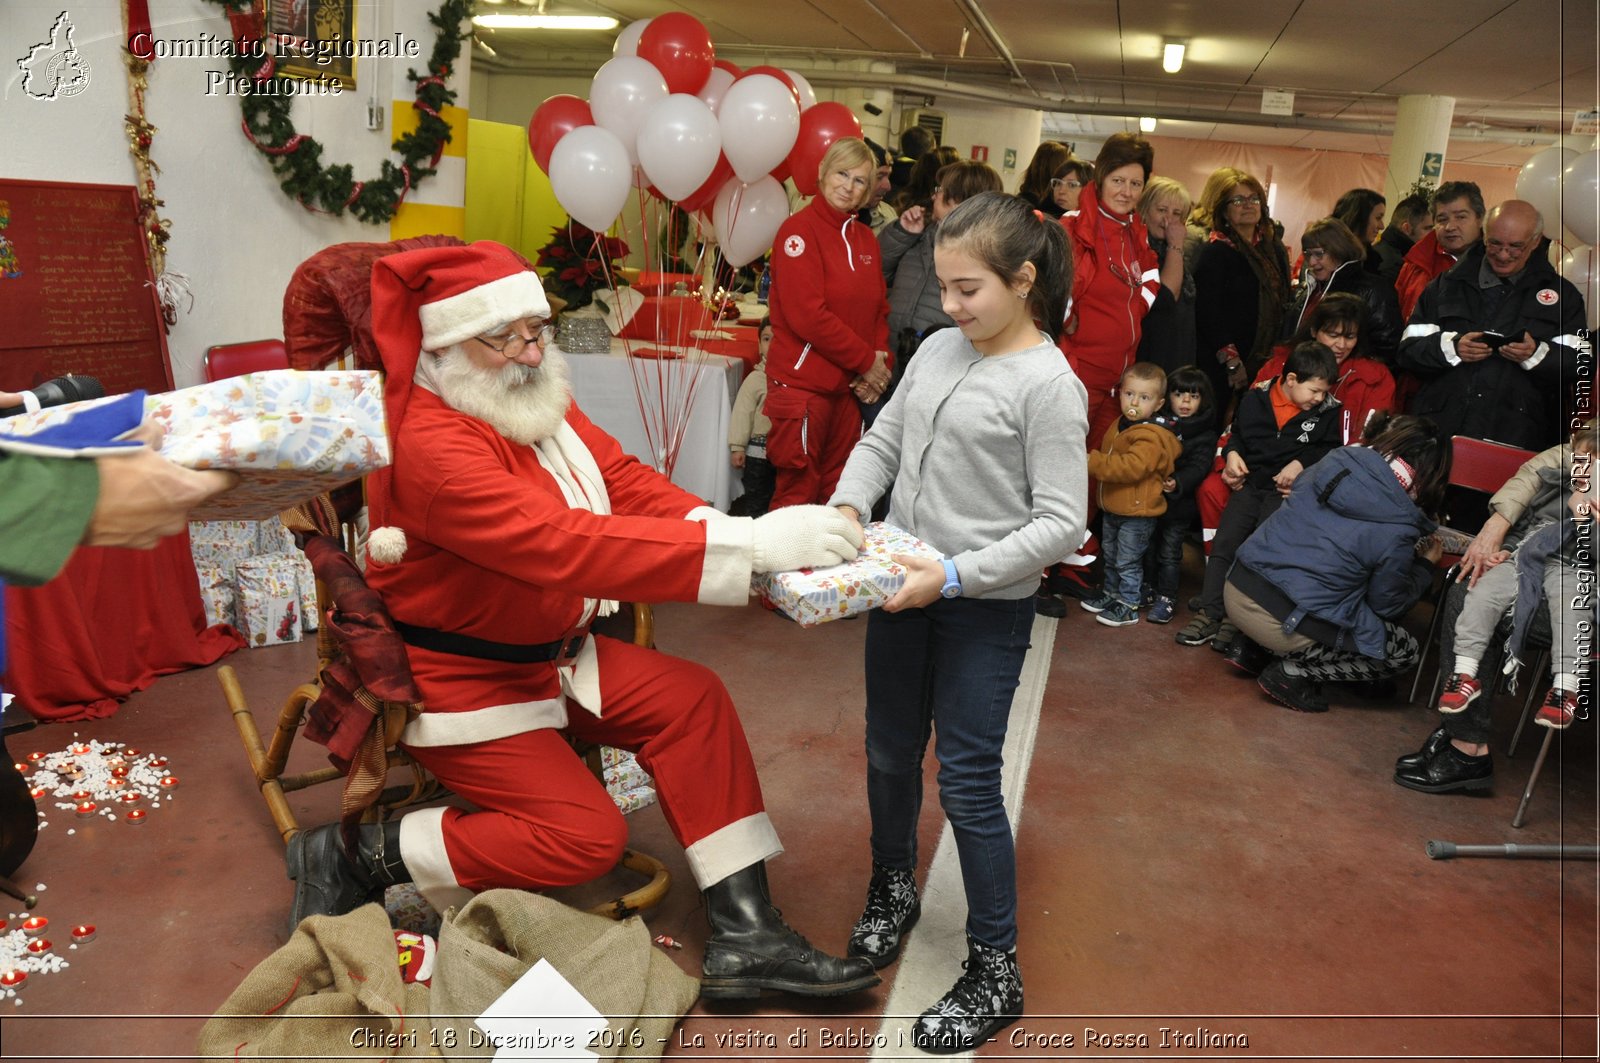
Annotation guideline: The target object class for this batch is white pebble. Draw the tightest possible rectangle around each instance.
[33,884,44,892]
[66,830,74,836]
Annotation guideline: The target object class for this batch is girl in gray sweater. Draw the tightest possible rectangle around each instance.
[829,192,1088,1054]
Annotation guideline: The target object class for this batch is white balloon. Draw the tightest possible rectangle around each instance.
[713,176,792,268]
[612,18,650,57]
[548,125,633,233]
[637,94,723,202]
[589,55,669,167]
[1560,244,1600,331]
[1515,146,1576,228]
[696,66,736,116]
[717,74,801,183]
[1560,150,1600,248]
[782,69,818,111]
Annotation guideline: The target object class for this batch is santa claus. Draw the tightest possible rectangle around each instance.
[287,240,876,999]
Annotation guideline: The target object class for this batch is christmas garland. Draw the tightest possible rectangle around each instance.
[202,0,472,223]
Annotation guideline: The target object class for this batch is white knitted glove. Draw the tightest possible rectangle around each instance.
[751,505,863,573]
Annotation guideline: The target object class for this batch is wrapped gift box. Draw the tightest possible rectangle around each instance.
[600,746,658,815]
[755,522,942,627]
[195,563,238,628]
[235,556,304,647]
[0,371,388,521]
[611,786,658,816]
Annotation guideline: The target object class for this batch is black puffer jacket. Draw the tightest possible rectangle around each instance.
[1287,260,1402,364]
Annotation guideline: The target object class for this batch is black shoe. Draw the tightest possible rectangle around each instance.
[1208,619,1239,653]
[701,863,880,999]
[1394,743,1493,794]
[1222,635,1271,676]
[1033,591,1068,618]
[1258,661,1329,712]
[911,936,1024,1054]
[286,820,409,931]
[1395,726,1451,773]
[847,863,920,969]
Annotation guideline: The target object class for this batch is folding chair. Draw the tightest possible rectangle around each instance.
[202,339,289,382]
[1408,436,1537,705]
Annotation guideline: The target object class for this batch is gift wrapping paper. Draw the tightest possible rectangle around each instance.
[194,563,238,628]
[601,747,658,814]
[3,371,389,520]
[755,521,941,626]
[234,556,304,647]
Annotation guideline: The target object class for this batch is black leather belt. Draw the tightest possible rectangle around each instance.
[394,621,587,664]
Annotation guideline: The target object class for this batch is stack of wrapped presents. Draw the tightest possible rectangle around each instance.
[190,519,319,648]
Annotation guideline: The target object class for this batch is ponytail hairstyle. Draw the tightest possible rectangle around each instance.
[1361,412,1452,516]
[935,191,1074,343]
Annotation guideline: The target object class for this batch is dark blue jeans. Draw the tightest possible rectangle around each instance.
[1148,514,1189,600]
[863,594,1034,950]
[1102,512,1157,606]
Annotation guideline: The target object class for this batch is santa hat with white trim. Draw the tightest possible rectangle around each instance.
[365,241,550,565]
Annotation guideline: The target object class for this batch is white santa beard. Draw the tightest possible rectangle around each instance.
[427,344,573,445]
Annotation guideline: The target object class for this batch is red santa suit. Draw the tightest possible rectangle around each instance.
[764,195,890,507]
[365,243,781,913]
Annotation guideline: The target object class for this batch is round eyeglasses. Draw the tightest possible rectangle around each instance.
[477,322,556,356]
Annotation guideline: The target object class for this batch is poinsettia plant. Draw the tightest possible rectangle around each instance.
[535,222,629,311]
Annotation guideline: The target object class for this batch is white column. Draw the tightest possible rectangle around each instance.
[1384,95,1455,205]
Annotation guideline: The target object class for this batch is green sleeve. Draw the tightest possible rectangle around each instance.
[0,451,100,585]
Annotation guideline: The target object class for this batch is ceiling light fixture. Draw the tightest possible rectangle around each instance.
[472,13,619,30]
[1140,116,1157,132]
[474,35,498,56]
[1162,41,1186,74]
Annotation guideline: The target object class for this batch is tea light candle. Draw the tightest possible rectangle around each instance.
[148,757,168,769]
[30,786,46,802]
[26,752,45,763]
[70,925,96,944]
[118,792,141,805]
[75,800,97,817]
[157,776,179,791]
[21,916,47,936]
[12,762,27,774]
[125,809,147,825]
[70,743,91,755]
[123,748,142,758]
[0,970,26,988]
[25,938,51,955]
[110,766,129,779]
[71,790,93,802]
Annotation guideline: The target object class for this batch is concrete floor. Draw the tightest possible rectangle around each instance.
[2,556,1596,1061]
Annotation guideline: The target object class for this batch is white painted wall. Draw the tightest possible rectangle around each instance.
[893,100,1045,191]
[0,0,467,386]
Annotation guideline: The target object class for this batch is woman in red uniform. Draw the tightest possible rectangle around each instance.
[1058,134,1166,464]
[764,137,892,507]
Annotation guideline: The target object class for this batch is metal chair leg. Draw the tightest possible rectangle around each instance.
[1507,649,1550,757]
[1409,585,1450,704]
[1511,727,1558,829]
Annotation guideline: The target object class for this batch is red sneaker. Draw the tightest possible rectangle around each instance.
[1436,673,1482,715]
[1535,688,1580,730]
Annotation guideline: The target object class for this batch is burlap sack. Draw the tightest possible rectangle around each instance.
[429,889,699,1062]
[198,903,439,1060]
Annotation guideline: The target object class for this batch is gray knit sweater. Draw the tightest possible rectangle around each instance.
[829,327,1089,599]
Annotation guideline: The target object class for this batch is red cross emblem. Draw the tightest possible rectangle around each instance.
[1536,288,1558,305]
[784,235,806,257]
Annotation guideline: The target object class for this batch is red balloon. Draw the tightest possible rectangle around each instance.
[638,12,714,95]
[741,65,800,109]
[681,153,734,213]
[713,58,742,79]
[527,94,593,175]
[769,158,792,187]
[784,101,863,197]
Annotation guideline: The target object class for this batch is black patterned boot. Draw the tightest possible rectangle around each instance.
[911,936,1024,1054]
[847,863,919,968]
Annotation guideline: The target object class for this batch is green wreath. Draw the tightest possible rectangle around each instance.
[203,0,472,223]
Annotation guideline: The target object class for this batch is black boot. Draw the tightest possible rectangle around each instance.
[1395,726,1451,773]
[847,863,920,969]
[911,936,1024,1054]
[701,863,880,999]
[286,820,410,930]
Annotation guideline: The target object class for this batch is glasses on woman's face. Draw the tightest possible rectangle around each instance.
[1303,248,1329,260]
[1050,178,1082,191]
[1225,194,1262,208]
[477,320,555,357]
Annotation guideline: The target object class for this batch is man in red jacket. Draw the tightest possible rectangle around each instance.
[1395,181,1483,321]
[765,138,892,508]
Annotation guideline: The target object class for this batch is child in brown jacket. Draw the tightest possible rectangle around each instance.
[1080,362,1181,626]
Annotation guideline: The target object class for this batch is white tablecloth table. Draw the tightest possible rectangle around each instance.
[559,340,745,511]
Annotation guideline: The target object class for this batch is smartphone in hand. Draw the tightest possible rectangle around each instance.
[1476,330,1510,350]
